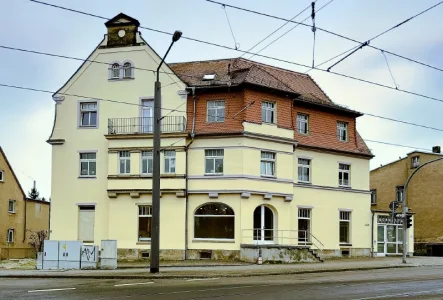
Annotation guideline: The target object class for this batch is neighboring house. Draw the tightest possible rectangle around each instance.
[48,13,374,260]
[371,146,443,256]
[0,147,50,259]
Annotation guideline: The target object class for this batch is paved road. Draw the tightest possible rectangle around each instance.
[1,266,443,300]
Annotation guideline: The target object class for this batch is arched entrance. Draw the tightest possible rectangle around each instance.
[253,205,275,244]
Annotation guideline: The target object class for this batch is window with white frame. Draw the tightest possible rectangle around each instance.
[0,170,3,182]
[80,153,96,177]
[123,62,133,78]
[396,186,404,203]
[138,205,152,241]
[141,151,153,175]
[79,102,98,127]
[339,163,351,187]
[205,149,224,175]
[260,152,275,176]
[164,150,176,174]
[339,211,351,244]
[207,100,225,122]
[297,113,309,134]
[337,121,348,142]
[411,156,420,168]
[7,229,14,243]
[262,101,276,123]
[298,208,311,243]
[371,189,377,205]
[298,158,311,183]
[111,63,120,79]
[8,200,15,213]
[119,151,131,174]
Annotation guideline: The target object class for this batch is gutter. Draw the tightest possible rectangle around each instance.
[184,87,196,260]
[371,210,375,257]
[23,199,27,243]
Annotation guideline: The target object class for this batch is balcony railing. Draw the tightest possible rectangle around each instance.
[108,116,186,134]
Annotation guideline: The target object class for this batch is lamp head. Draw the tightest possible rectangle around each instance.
[172,30,182,42]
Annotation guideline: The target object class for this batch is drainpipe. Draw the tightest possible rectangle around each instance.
[23,198,27,243]
[371,210,375,257]
[184,87,196,260]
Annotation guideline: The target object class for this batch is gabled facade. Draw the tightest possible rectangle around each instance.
[48,14,374,261]
[0,147,50,259]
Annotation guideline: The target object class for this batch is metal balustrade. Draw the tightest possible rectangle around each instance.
[108,116,186,134]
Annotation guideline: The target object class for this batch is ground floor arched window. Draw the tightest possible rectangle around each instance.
[194,203,234,239]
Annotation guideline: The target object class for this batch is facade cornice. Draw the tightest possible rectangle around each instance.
[293,182,371,194]
[296,144,374,159]
[188,174,293,183]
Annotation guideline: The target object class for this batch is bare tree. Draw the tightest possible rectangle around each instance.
[28,230,48,253]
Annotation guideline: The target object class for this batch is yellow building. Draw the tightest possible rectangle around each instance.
[48,14,374,261]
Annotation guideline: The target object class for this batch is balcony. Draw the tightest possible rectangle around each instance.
[108,116,187,135]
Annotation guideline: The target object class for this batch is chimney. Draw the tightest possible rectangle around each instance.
[432,146,441,154]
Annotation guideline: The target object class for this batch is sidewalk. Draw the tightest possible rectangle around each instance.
[0,257,442,279]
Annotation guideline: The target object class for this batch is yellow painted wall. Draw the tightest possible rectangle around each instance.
[243,122,293,139]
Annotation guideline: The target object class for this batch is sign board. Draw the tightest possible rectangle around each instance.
[177,90,188,99]
[378,215,404,224]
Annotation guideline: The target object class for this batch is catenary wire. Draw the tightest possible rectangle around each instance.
[221,4,240,49]
[381,50,399,89]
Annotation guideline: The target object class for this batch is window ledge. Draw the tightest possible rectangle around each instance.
[78,126,98,129]
[206,121,225,124]
[339,185,352,189]
[262,122,277,126]
[261,175,276,179]
[192,239,235,243]
[340,243,352,247]
[204,173,223,176]
[8,212,16,215]
[298,181,312,185]
[137,241,151,245]
[78,176,96,179]
[108,77,135,81]
[297,132,310,136]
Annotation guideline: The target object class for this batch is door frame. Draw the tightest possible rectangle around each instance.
[140,98,154,133]
[253,205,276,244]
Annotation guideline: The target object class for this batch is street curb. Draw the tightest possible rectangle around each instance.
[0,264,416,280]
[117,264,250,269]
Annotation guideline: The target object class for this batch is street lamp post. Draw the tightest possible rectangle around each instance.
[150,30,182,274]
[401,156,443,264]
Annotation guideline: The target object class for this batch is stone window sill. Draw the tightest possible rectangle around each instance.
[78,176,96,179]
[137,242,151,245]
[340,243,352,247]
[192,239,235,243]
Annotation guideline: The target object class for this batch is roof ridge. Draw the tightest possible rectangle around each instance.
[169,57,237,65]
[237,58,311,78]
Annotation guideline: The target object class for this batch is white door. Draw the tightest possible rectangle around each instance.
[78,206,95,243]
[253,205,275,244]
[376,225,386,256]
[141,100,154,133]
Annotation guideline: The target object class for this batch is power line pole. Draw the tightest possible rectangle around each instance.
[150,30,182,274]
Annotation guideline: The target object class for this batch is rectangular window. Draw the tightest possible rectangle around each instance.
[141,151,153,175]
[138,205,152,241]
[78,206,95,242]
[80,102,98,127]
[164,150,176,174]
[7,229,14,243]
[80,153,97,177]
[119,151,131,174]
[205,149,224,175]
[411,156,420,168]
[297,113,309,134]
[396,186,404,202]
[371,189,377,205]
[8,200,15,213]
[340,211,351,244]
[298,208,311,243]
[0,170,3,182]
[337,121,348,142]
[207,100,225,122]
[339,163,351,187]
[260,152,275,176]
[298,158,311,183]
[262,101,275,123]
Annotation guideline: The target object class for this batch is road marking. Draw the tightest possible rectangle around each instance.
[352,288,443,300]
[186,278,220,282]
[28,288,76,293]
[114,282,154,287]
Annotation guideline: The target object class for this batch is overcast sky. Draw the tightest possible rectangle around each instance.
[1,0,442,198]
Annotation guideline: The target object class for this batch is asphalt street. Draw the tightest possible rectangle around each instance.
[1,266,443,300]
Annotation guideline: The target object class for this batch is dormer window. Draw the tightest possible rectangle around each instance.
[202,74,216,81]
[123,61,133,78]
[111,63,120,79]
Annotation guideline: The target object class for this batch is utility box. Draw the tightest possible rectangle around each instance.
[81,245,99,269]
[100,240,117,269]
[42,240,59,270]
[36,252,43,270]
[58,241,82,269]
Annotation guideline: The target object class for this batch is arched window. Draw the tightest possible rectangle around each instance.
[111,63,120,79]
[123,62,132,78]
[194,203,234,239]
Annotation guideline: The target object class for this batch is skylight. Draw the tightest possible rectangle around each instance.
[202,74,216,81]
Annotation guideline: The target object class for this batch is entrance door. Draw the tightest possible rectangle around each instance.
[253,205,274,244]
[377,224,404,256]
[141,100,154,133]
[377,225,386,256]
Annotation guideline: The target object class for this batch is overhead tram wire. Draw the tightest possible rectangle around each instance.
[381,50,399,89]
[221,4,240,50]
[27,0,443,106]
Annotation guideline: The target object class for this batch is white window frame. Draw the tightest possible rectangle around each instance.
[298,208,311,243]
[339,211,351,244]
[7,229,14,243]
[337,121,348,142]
[207,100,225,123]
[138,205,152,241]
[119,151,131,175]
[79,152,97,178]
[0,170,3,182]
[205,149,224,175]
[78,100,98,128]
[8,200,15,213]
[411,156,420,168]
[262,101,276,124]
[164,150,176,174]
[371,190,377,205]
[298,158,311,183]
[339,163,351,187]
[297,113,309,134]
[260,151,276,177]
[141,151,153,175]
[396,186,404,203]
[122,61,134,79]
[110,62,121,79]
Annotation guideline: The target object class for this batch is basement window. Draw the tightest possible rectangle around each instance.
[199,251,212,259]
[141,252,150,259]
[202,74,216,81]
